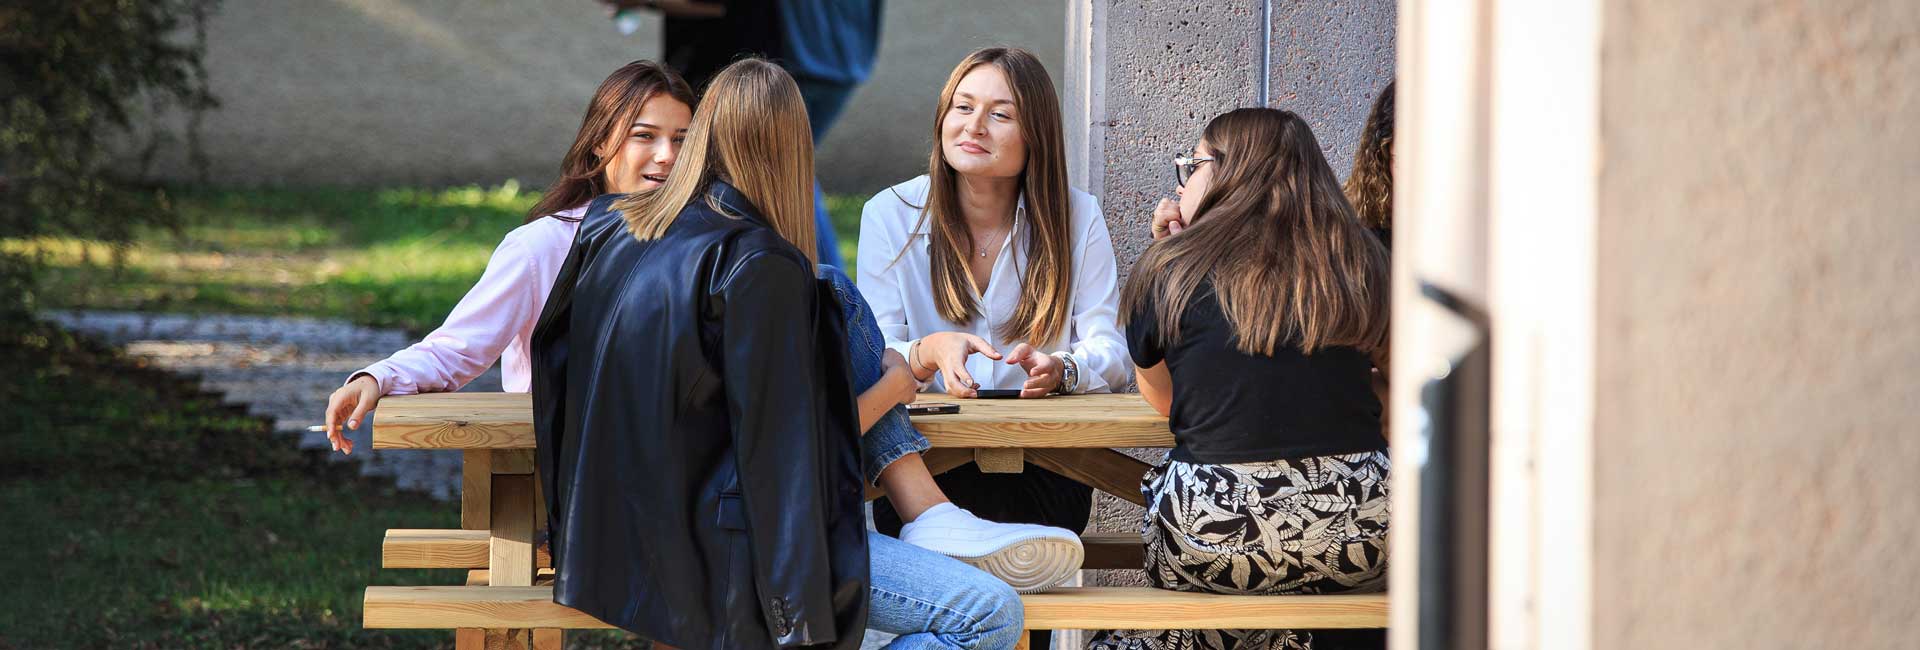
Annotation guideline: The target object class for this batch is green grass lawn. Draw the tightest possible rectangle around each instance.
[12,185,868,334]
[0,321,464,648]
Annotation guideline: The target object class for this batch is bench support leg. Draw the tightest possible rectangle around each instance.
[486,473,537,649]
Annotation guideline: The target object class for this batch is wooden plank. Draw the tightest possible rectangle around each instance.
[374,392,537,449]
[489,475,537,587]
[373,392,1171,450]
[974,448,1025,473]
[364,586,1389,630]
[1027,448,1153,507]
[462,450,491,530]
[384,529,551,569]
[488,474,537,649]
[1080,531,1146,571]
[1022,588,1389,629]
[492,449,535,475]
[909,394,1171,449]
[464,569,556,585]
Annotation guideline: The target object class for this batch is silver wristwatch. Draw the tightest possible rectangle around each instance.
[1050,351,1080,395]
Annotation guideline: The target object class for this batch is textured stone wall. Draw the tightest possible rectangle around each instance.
[132,0,1061,193]
[1265,0,1397,176]
[1593,0,1920,646]
[1083,0,1397,586]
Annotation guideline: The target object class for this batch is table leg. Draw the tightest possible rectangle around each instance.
[487,460,536,649]
[457,450,493,650]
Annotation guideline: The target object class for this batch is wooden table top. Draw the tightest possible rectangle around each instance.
[371,391,1171,450]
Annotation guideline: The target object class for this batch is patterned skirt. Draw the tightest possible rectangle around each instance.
[1087,450,1391,650]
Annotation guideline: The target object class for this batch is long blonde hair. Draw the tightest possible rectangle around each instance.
[1123,108,1389,356]
[907,47,1073,347]
[613,58,817,262]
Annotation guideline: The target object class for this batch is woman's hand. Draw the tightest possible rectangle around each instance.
[1003,344,1064,398]
[914,331,1002,398]
[1150,197,1186,241]
[322,375,381,455]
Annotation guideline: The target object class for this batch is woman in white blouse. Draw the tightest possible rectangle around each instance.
[857,48,1128,623]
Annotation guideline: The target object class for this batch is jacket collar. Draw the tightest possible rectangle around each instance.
[704,179,767,226]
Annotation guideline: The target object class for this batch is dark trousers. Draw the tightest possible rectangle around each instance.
[873,463,1093,650]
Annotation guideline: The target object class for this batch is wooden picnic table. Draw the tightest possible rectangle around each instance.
[372,391,1171,648]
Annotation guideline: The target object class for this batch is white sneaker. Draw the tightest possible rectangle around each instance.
[900,504,1085,593]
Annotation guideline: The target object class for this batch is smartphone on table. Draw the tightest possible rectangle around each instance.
[907,402,960,415]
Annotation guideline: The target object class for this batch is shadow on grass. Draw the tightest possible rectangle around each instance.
[0,321,652,648]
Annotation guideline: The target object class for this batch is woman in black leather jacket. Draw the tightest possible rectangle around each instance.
[532,59,1025,650]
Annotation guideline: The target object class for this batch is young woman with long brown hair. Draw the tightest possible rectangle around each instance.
[319,60,695,448]
[856,47,1126,602]
[1093,108,1391,650]
[533,58,1024,650]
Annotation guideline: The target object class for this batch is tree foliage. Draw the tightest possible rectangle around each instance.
[0,0,220,320]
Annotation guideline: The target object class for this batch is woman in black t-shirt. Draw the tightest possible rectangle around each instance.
[1092,108,1392,650]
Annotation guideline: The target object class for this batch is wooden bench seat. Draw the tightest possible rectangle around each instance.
[386,529,1143,571]
[365,585,1388,630]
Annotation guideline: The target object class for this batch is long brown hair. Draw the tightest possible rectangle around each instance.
[524,60,697,223]
[1123,108,1389,356]
[905,47,1073,346]
[1344,81,1395,233]
[613,59,817,263]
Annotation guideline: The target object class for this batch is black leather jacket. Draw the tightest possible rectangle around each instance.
[530,184,869,649]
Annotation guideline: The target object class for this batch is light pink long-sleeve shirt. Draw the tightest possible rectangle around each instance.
[351,206,583,395]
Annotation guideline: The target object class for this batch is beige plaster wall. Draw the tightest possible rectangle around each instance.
[1594,0,1920,646]
[134,0,1061,194]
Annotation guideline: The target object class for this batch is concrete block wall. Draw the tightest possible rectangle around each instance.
[1075,0,1397,587]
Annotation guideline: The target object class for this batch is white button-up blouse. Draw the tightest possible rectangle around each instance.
[856,175,1130,394]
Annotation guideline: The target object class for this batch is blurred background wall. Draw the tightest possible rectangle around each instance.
[131,0,1063,196]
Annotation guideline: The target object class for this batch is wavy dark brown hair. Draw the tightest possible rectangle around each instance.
[901,47,1073,346]
[1123,108,1389,356]
[524,60,697,223]
[1343,81,1395,233]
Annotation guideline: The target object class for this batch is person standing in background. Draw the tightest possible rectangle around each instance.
[601,0,884,270]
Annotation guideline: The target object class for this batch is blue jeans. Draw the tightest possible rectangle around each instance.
[868,530,1025,649]
[824,266,1022,648]
[822,265,931,484]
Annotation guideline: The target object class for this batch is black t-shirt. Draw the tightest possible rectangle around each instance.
[1128,281,1385,464]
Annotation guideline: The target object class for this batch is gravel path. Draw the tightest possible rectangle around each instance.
[43,309,477,500]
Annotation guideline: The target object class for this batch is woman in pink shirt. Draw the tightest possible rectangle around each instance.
[320,60,697,443]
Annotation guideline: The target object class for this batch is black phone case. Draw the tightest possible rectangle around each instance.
[974,389,1022,399]
[907,403,960,415]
